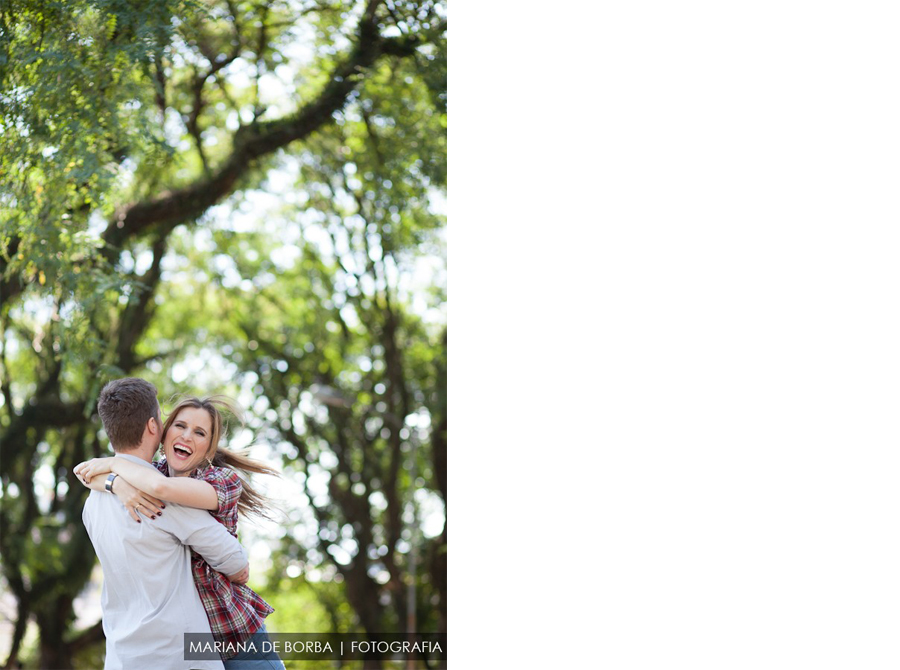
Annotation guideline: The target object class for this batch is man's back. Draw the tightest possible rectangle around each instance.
[82,456,248,670]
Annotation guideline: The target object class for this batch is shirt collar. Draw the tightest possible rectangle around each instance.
[114,452,157,469]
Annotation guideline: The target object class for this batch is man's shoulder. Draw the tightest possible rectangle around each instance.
[81,490,97,524]
[82,489,110,514]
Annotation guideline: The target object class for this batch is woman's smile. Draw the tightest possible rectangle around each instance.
[172,442,193,459]
[162,407,213,476]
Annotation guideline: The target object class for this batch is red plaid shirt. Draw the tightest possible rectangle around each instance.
[155,459,274,658]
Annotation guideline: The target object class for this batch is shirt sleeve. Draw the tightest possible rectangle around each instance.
[200,467,242,515]
[153,503,248,576]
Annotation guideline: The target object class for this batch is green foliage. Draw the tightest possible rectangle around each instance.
[263,576,338,632]
[0,1,445,667]
[0,0,178,275]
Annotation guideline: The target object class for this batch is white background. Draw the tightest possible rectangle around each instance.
[452,2,900,667]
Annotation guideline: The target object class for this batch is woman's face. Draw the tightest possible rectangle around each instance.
[163,407,213,477]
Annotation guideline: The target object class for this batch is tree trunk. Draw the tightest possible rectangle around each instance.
[2,593,29,669]
[35,598,74,670]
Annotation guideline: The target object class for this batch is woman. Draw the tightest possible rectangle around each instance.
[75,395,285,670]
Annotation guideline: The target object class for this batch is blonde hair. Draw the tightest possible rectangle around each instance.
[161,395,278,519]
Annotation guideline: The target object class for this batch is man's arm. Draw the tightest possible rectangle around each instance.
[153,503,249,577]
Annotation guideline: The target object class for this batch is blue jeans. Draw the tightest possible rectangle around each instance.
[222,626,285,670]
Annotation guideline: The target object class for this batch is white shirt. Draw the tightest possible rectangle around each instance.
[82,453,248,670]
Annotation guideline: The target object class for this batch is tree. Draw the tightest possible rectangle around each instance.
[0,1,445,667]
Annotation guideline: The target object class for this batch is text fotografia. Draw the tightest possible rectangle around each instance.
[187,639,443,657]
[184,633,447,661]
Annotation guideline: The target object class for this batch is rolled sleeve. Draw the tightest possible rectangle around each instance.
[201,467,242,516]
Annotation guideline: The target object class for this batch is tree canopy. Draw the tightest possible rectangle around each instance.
[0,1,446,667]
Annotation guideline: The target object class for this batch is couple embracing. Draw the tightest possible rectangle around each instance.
[76,377,286,670]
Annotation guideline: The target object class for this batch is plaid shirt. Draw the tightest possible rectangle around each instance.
[155,459,274,658]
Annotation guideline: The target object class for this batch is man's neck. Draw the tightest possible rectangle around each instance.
[113,445,154,462]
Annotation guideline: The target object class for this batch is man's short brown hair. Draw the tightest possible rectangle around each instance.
[97,378,161,451]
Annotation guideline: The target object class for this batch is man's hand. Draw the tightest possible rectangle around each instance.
[227,563,250,585]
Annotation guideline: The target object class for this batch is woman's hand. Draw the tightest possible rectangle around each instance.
[73,457,117,484]
[73,469,108,493]
[111,477,165,523]
[71,462,165,521]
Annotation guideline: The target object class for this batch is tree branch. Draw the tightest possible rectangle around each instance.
[114,235,168,372]
[101,1,396,256]
[0,234,25,307]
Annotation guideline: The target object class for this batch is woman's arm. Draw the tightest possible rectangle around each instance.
[73,457,115,480]
[75,457,219,510]
[113,458,219,510]
[77,470,111,494]
[73,468,165,522]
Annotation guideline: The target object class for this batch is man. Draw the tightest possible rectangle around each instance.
[81,378,250,670]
